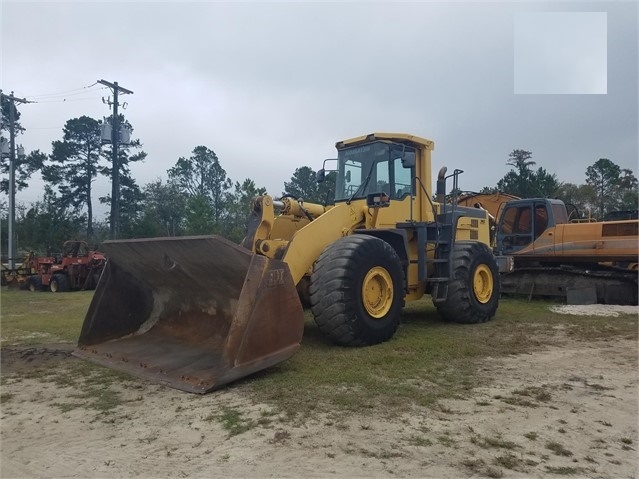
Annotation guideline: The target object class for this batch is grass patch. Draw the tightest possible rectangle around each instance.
[2,289,637,422]
[499,396,538,408]
[216,407,256,437]
[247,297,637,418]
[471,434,520,450]
[46,360,131,413]
[359,448,404,459]
[497,385,553,408]
[69,387,123,412]
[51,401,86,413]
[437,434,456,447]
[5,357,131,414]
[405,434,433,447]
[545,440,573,457]
[513,386,552,402]
[493,453,523,470]
[544,466,584,475]
[1,289,93,344]
[462,458,503,478]
[462,458,486,473]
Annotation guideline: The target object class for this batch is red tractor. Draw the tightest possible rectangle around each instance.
[26,241,106,293]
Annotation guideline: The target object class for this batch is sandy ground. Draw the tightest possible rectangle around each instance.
[1,308,638,478]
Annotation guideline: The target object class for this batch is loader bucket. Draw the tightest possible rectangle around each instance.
[73,235,305,393]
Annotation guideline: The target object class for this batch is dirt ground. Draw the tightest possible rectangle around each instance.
[1,308,638,478]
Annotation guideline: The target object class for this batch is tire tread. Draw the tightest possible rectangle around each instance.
[310,235,403,346]
[435,242,499,324]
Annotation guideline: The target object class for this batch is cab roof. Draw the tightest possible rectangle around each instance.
[336,132,435,151]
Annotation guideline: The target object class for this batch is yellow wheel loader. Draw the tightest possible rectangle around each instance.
[75,133,500,393]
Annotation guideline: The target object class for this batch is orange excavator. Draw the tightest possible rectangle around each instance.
[457,192,638,304]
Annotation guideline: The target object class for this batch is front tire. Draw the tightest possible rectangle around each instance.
[28,276,43,292]
[310,235,404,346]
[435,242,499,324]
[50,274,70,293]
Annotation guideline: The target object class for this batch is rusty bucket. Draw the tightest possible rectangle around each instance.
[73,236,305,393]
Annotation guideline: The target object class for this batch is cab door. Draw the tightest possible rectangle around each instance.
[496,203,534,254]
[530,201,554,256]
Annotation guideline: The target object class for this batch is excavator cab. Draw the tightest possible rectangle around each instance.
[496,199,553,253]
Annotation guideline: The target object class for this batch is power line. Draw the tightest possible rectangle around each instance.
[33,95,105,104]
[22,82,102,99]
[20,126,64,130]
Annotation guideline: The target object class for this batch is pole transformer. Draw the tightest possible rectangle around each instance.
[97,79,133,240]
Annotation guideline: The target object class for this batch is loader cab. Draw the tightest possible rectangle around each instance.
[333,140,416,203]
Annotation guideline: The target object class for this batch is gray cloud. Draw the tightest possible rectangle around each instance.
[2,1,636,219]
[515,12,607,94]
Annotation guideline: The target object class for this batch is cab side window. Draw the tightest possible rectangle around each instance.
[534,205,548,238]
[516,207,532,234]
[392,156,413,199]
[500,205,533,247]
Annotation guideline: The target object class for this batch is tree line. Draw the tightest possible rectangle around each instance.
[0,104,336,256]
[486,149,637,219]
[1,104,636,258]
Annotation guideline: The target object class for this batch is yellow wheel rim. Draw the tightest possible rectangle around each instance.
[473,264,493,304]
[362,266,393,318]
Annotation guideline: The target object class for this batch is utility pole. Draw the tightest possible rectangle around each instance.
[0,90,29,270]
[97,79,133,239]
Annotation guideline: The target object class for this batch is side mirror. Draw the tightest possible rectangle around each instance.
[402,153,415,168]
[316,169,325,183]
[391,144,415,168]
[346,170,351,183]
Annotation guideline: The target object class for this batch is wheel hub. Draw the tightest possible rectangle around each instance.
[362,266,393,318]
[473,264,493,304]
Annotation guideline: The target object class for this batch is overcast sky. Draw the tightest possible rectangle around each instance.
[1,1,637,220]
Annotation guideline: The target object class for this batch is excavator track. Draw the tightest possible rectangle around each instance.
[500,265,638,305]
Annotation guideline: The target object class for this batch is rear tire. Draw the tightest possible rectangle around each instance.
[310,235,403,346]
[435,242,499,324]
[50,274,70,293]
[28,276,42,292]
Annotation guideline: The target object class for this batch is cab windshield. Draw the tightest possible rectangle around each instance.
[334,141,414,202]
